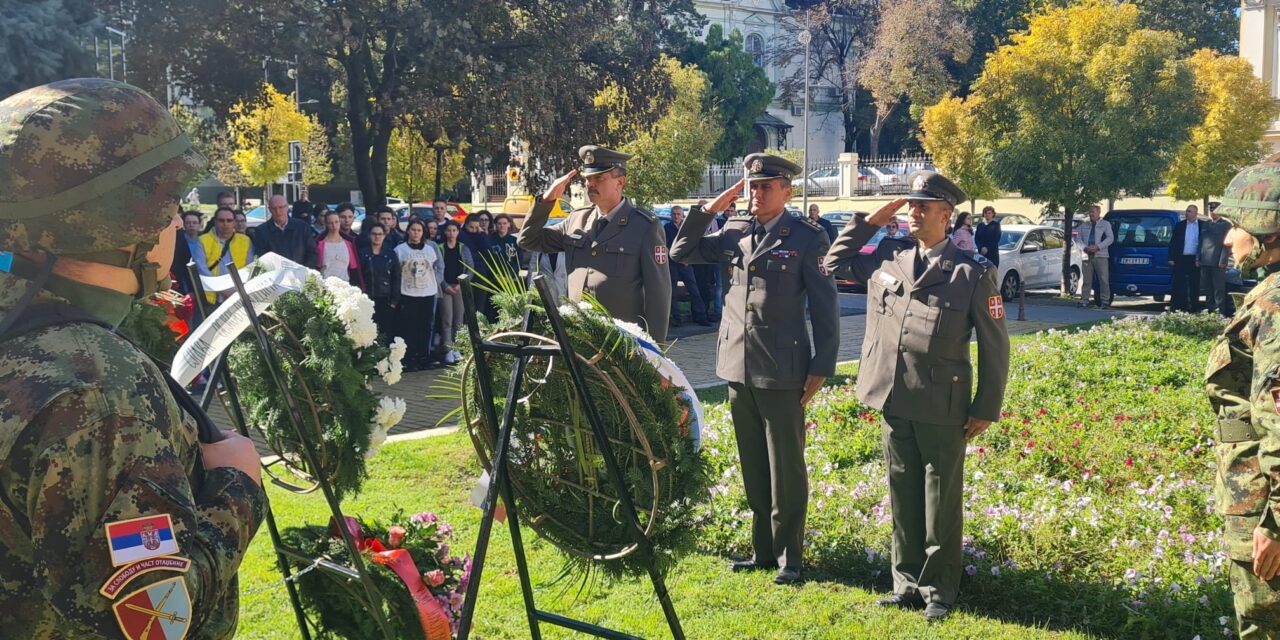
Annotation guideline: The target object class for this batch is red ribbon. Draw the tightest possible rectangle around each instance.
[330,517,452,639]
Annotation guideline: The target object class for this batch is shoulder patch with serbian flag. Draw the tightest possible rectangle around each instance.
[654,245,668,264]
[113,576,191,640]
[106,514,179,566]
[988,296,1005,319]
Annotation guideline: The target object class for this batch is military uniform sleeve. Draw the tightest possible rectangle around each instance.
[27,385,265,637]
[967,266,1011,422]
[642,218,672,342]
[802,230,840,378]
[824,215,896,283]
[670,205,726,264]
[517,199,567,253]
[1244,303,1280,534]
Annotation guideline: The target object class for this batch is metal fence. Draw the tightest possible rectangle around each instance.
[858,154,935,196]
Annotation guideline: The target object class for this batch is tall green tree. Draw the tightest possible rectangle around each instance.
[1130,0,1238,54]
[1,0,100,96]
[1166,49,1278,210]
[971,0,1197,293]
[226,84,314,195]
[681,25,774,162]
[599,56,721,208]
[860,0,972,159]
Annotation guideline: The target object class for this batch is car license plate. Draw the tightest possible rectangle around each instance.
[1119,256,1149,265]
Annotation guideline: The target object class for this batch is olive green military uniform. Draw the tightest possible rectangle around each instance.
[671,154,840,572]
[517,146,672,342]
[824,172,1009,606]
[0,79,266,638]
[1206,161,1280,638]
[1207,271,1280,638]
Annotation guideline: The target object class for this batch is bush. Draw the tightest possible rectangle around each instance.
[697,313,1236,638]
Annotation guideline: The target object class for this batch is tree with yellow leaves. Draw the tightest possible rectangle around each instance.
[226,84,319,195]
[1165,49,1279,210]
[920,94,1000,214]
[386,118,468,203]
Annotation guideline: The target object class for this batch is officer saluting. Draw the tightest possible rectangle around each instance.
[825,172,1009,621]
[672,153,840,585]
[518,145,672,341]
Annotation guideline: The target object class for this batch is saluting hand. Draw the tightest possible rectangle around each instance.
[868,198,907,227]
[801,375,826,407]
[705,179,745,214]
[541,169,579,204]
[964,417,992,441]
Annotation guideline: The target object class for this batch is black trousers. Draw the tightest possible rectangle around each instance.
[1171,255,1200,311]
[396,294,435,365]
[728,383,807,570]
[373,297,395,345]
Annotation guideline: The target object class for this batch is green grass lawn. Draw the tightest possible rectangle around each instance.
[237,430,1093,640]
[237,313,1234,639]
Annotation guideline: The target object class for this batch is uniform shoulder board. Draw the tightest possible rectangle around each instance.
[799,217,823,232]
[964,252,993,269]
[632,207,657,222]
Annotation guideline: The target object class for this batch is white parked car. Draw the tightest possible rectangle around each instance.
[995,224,1081,300]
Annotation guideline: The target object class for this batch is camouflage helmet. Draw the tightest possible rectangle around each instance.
[0,78,206,255]
[1216,160,1280,237]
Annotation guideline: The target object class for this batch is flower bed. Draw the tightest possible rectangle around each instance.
[697,313,1235,637]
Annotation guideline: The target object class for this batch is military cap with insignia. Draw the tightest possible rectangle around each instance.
[744,153,803,181]
[905,170,967,208]
[579,145,632,176]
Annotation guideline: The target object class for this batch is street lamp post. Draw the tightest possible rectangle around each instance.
[798,27,812,215]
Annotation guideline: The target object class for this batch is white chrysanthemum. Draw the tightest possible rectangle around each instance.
[376,337,407,385]
[577,301,593,311]
[612,318,653,343]
[558,304,578,317]
[320,276,378,348]
[367,396,407,458]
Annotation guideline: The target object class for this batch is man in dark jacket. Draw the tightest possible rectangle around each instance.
[1168,205,1207,312]
[664,206,709,326]
[252,194,317,266]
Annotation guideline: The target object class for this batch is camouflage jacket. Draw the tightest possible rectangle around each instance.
[1207,271,1280,561]
[0,271,266,638]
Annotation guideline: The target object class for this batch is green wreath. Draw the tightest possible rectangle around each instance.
[228,275,405,500]
[437,273,711,576]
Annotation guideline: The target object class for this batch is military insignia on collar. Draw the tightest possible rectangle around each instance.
[584,151,595,165]
[913,175,926,191]
[105,514,179,566]
[941,259,953,271]
[818,256,830,277]
[988,295,1005,320]
[751,159,764,172]
[100,556,192,599]
[779,226,791,237]
[113,576,191,640]
[654,245,668,265]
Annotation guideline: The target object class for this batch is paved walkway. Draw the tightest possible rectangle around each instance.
[206,293,1152,455]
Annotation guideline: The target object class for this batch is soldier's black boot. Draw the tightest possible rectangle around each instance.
[875,593,925,609]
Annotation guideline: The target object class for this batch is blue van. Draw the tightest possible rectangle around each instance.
[1103,209,1179,302]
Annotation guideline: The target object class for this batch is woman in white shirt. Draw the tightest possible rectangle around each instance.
[394,219,440,371]
[950,211,976,252]
[316,211,364,287]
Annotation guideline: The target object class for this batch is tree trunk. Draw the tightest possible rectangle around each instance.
[1061,203,1075,298]
[868,103,895,160]
[840,90,858,153]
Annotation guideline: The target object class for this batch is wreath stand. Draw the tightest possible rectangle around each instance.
[187,260,396,640]
[454,272,685,640]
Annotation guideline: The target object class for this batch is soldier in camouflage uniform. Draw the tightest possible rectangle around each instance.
[0,79,266,638]
[1207,160,1280,638]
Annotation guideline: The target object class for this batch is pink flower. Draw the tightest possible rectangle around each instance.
[387,526,406,548]
[425,570,446,587]
[411,512,439,525]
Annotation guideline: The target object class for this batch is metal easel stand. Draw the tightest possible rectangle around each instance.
[454,272,685,640]
[187,259,395,640]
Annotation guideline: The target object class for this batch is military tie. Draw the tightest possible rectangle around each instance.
[592,210,609,235]
[752,223,767,251]
[914,247,928,280]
